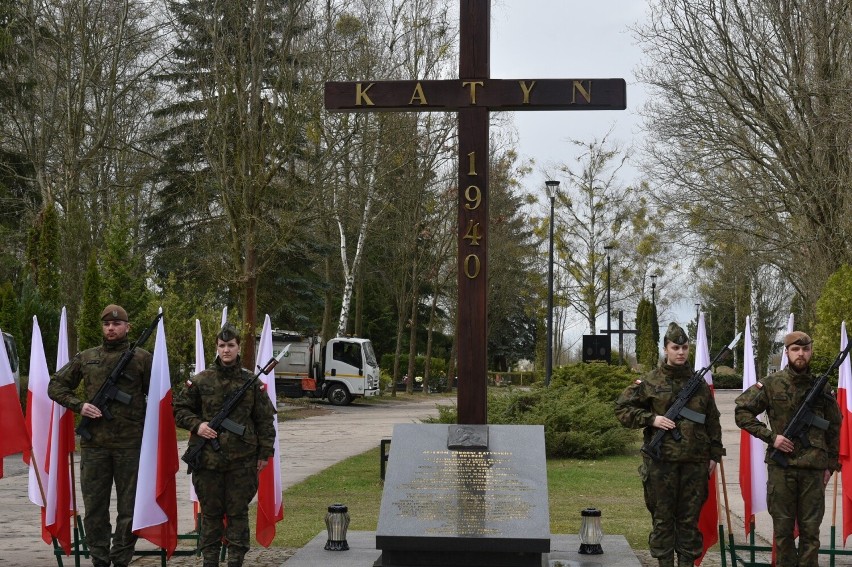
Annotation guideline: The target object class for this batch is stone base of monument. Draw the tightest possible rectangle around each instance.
[375,424,550,567]
[282,531,642,567]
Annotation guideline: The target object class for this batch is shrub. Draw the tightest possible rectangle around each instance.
[424,377,638,459]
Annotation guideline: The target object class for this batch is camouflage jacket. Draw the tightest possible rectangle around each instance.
[615,363,724,462]
[48,338,152,449]
[173,356,277,470]
[735,366,841,470]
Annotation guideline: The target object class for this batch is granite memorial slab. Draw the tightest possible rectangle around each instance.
[375,423,550,566]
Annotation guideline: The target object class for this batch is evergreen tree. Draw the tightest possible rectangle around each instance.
[150,0,312,362]
[101,213,152,322]
[77,252,104,350]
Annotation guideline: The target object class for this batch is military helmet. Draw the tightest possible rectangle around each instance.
[217,322,241,343]
[664,322,689,346]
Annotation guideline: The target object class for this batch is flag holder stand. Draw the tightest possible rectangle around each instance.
[51,513,203,567]
[717,522,852,566]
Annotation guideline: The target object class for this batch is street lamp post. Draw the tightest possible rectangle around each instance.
[650,274,657,306]
[604,244,614,342]
[545,180,560,386]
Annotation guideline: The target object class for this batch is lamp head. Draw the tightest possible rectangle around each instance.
[545,180,560,199]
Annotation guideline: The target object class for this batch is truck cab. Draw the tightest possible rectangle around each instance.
[269,331,380,406]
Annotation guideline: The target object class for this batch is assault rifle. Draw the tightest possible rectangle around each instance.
[768,339,852,467]
[182,346,289,474]
[76,312,163,441]
[641,332,742,461]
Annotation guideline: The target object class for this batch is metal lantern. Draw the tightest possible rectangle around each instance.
[324,503,350,551]
[578,507,603,554]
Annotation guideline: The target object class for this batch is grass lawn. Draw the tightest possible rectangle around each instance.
[259,445,653,551]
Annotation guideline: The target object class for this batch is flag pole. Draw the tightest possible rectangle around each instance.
[69,450,83,567]
[718,456,738,567]
[831,471,839,558]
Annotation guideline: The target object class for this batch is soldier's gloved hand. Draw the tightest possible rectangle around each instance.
[652,415,676,430]
[257,459,269,472]
[824,469,832,486]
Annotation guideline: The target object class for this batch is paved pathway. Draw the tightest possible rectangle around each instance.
[0,395,452,567]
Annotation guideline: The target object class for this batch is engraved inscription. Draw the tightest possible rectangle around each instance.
[392,450,534,536]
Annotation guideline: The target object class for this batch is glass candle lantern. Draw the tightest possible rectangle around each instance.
[324,503,350,551]
[578,507,603,554]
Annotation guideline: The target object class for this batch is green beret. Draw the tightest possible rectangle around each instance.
[100,304,128,322]
[784,331,812,348]
[217,322,240,343]
[664,322,689,345]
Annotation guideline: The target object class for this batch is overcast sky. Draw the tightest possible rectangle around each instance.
[487,2,699,346]
[490,0,649,187]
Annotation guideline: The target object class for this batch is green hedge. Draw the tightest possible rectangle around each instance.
[425,362,641,459]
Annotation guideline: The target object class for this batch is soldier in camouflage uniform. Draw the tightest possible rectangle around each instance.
[48,304,153,567]
[173,323,277,567]
[735,331,841,567]
[615,322,724,567]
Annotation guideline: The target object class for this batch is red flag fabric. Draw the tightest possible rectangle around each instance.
[44,307,74,554]
[838,322,852,545]
[693,312,718,565]
[255,315,283,547]
[132,311,179,556]
[0,326,29,476]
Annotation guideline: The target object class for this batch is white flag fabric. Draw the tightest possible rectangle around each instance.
[221,307,228,328]
[189,319,205,504]
[779,313,794,370]
[44,307,74,553]
[132,310,178,555]
[694,312,719,563]
[739,315,768,534]
[255,314,283,546]
[26,315,52,507]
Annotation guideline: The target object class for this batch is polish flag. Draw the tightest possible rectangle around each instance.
[694,312,718,565]
[189,319,204,510]
[255,314,283,547]
[132,310,178,556]
[25,315,56,545]
[0,325,29,478]
[838,322,852,545]
[26,316,52,512]
[45,308,75,554]
[738,316,768,536]
[779,313,794,370]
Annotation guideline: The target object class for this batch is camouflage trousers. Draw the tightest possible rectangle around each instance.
[80,446,141,567]
[640,459,708,563]
[767,466,826,567]
[193,464,259,565]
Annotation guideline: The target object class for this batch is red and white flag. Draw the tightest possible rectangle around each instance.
[255,314,283,547]
[838,322,852,545]
[779,313,794,370]
[738,316,768,536]
[26,315,52,509]
[694,312,718,565]
[45,308,75,554]
[0,325,29,479]
[132,310,178,556]
[189,318,205,509]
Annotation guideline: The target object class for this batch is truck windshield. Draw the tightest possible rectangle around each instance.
[363,341,377,367]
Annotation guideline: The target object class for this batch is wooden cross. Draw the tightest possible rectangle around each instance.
[325,1,625,424]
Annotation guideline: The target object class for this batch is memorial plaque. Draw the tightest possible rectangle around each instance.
[375,424,550,567]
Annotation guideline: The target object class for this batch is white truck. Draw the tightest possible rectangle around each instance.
[268,330,380,406]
